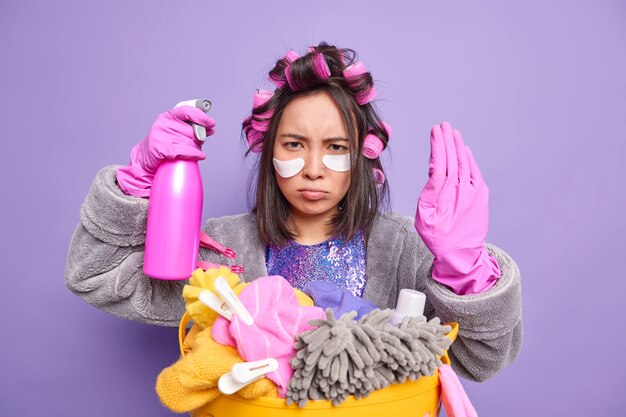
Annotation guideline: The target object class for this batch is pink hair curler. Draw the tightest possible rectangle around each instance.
[362,133,384,159]
[270,50,301,88]
[381,120,393,137]
[312,52,331,80]
[362,133,385,159]
[246,128,264,153]
[372,168,386,188]
[253,89,274,109]
[251,90,275,132]
[343,61,376,105]
[251,111,273,132]
[284,62,295,90]
[284,49,300,63]
[362,120,392,159]
[355,86,377,105]
[343,61,368,80]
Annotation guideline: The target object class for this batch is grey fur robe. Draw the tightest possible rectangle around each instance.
[65,165,523,382]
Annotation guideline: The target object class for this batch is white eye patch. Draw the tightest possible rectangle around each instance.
[273,154,351,178]
[273,157,305,178]
[322,154,351,172]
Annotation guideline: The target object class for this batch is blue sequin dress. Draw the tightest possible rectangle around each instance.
[265,230,367,297]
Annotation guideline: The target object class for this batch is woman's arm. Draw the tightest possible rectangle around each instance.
[397,217,523,382]
[64,165,187,326]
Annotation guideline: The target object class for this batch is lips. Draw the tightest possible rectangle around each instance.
[299,188,327,201]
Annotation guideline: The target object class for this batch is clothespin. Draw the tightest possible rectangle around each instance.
[197,260,245,275]
[198,290,232,321]
[218,358,279,395]
[199,231,237,259]
[214,276,254,325]
[196,276,254,325]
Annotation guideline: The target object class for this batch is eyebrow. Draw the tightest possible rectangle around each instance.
[280,133,349,143]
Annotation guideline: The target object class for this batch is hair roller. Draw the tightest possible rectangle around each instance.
[343,61,377,105]
[253,89,274,109]
[354,86,377,105]
[246,127,264,153]
[284,62,296,90]
[251,89,275,132]
[285,49,300,63]
[269,74,286,89]
[283,50,302,90]
[311,52,331,80]
[343,61,368,81]
[380,121,393,137]
[362,133,384,159]
[372,168,386,188]
[270,50,301,88]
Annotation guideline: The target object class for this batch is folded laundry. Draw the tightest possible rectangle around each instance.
[287,308,452,407]
[211,275,326,397]
[303,280,378,320]
[156,325,277,414]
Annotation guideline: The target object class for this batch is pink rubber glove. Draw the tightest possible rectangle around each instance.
[414,122,501,295]
[116,106,216,198]
[439,364,478,417]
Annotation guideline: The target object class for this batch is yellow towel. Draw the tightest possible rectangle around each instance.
[156,326,278,413]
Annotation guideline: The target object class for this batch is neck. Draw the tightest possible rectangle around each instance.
[288,207,339,245]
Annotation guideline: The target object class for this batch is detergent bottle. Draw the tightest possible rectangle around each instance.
[390,289,426,325]
[143,99,212,280]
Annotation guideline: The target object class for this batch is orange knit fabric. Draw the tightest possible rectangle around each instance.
[156,326,277,413]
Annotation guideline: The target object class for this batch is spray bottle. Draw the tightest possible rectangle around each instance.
[143,99,212,280]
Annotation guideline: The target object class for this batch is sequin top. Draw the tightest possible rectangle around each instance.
[265,230,367,297]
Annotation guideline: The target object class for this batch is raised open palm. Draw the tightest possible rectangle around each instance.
[414,122,500,295]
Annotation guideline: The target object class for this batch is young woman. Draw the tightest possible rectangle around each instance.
[65,42,522,382]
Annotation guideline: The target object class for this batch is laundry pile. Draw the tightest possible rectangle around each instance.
[155,267,456,414]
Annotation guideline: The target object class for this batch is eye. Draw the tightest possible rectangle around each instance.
[285,141,303,149]
[329,144,348,152]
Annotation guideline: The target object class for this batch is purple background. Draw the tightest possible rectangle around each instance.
[1,0,624,415]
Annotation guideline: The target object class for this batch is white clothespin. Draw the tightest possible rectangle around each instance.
[198,290,232,321]
[218,358,279,395]
[214,276,254,325]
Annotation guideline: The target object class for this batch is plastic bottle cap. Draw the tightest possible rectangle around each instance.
[390,289,426,325]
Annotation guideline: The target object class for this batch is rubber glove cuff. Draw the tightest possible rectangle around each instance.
[116,142,154,198]
[432,246,501,295]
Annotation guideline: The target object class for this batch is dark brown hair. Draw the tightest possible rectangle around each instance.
[242,42,391,246]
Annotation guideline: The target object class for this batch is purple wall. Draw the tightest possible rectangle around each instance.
[1,0,624,415]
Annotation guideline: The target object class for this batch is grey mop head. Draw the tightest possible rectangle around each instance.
[286,308,452,407]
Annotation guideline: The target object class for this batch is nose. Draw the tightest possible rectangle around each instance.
[302,151,325,180]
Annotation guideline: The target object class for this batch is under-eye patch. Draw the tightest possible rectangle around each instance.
[322,154,350,172]
[273,157,305,178]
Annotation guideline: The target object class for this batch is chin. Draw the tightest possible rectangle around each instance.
[291,200,337,217]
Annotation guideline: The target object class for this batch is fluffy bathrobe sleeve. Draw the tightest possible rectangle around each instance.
[64,165,225,326]
[392,215,523,382]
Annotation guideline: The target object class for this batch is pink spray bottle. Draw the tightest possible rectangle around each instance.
[143,99,212,280]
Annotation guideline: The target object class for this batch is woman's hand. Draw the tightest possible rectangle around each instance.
[116,106,216,198]
[414,121,500,295]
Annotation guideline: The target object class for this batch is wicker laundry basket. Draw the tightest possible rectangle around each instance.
[177,312,459,417]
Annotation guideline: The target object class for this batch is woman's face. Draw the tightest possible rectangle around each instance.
[273,91,351,219]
